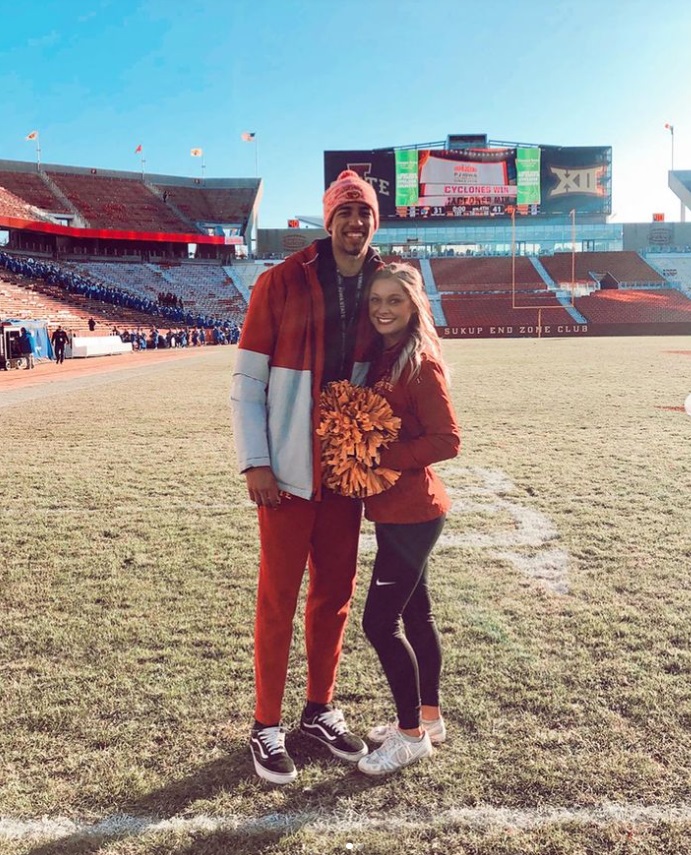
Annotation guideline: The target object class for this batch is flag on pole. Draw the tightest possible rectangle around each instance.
[26,131,38,141]
[190,147,203,157]
[241,132,256,142]
[665,123,674,134]
[135,144,143,154]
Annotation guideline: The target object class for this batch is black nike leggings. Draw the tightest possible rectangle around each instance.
[362,516,445,730]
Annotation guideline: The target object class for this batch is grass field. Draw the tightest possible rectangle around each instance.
[1,337,690,855]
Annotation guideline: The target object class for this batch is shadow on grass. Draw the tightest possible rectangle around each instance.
[23,734,390,855]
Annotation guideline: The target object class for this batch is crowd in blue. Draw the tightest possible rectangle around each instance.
[0,251,241,344]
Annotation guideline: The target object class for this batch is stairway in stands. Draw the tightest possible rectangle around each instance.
[418,259,448,326]
[530,256,588,324]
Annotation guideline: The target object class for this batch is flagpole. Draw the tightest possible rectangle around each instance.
[665,123,683,222]
[135,145,145,179]
[241,133,259,255]
[665,122,674,170]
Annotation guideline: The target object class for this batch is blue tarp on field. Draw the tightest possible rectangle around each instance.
[1,319,54,361]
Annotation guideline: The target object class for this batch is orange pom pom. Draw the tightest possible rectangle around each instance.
[318,381,401,498]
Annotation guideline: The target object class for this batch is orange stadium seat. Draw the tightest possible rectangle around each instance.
[574,288,691,324]
[431,257,545,292]
[0,170,69,214]
[45,173,191,232]
[539,251,664,287]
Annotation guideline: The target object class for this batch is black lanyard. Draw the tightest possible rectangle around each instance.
[336,269,364,374]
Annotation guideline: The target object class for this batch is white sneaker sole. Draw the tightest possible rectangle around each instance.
[251,752,298,785]
[369,724,446,746]
[357,746,434,777]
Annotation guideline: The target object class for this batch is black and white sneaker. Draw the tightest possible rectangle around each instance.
[299,706,368,762]
[250,725,298,784]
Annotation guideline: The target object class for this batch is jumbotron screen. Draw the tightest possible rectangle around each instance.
[324,144,612,220]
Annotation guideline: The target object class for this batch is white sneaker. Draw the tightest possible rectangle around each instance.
[367,716,446,745]
[357,729,433,776]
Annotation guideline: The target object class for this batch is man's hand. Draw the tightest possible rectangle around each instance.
[245,466,281,508]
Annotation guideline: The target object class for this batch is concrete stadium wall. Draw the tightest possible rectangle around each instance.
[623,222,691,252]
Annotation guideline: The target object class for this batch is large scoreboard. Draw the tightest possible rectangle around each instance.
[324,143,612,220]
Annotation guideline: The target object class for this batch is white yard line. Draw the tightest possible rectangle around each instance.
[2,802,691,842]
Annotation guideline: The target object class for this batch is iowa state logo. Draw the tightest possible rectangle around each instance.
[346,162,391,197]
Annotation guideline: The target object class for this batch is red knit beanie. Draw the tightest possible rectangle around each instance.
[323,170,380,232]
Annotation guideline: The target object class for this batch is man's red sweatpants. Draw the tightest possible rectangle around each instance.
[254,490,362,725]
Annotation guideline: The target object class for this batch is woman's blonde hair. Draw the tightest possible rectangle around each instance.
[368,262,446,385]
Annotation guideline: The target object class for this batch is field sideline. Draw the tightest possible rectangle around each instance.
[1,337,690,854]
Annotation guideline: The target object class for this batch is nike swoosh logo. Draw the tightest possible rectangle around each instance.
[375,579,396,586]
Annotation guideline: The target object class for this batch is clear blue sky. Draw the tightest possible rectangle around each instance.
[1,0,689,228]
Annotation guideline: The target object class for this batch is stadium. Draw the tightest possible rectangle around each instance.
[1,132,691,365]
[2,136,691,855]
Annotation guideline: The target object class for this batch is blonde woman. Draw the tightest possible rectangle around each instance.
[357,263,460,777]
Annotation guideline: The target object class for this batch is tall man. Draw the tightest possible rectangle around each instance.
[231,171,382,784]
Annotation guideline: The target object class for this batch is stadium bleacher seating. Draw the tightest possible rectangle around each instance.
[428,251,691,332]
[0,186,52,221]
[431,256,545,292]
[0,273,153,334]
[574,288,691,324]
[2,158,690,340]
[150,185,255,225]
[0,169,69,214]
[539,251,664,287]
[67,261,248,324]
[644,253,691,296]
[0,251,250,337]
[3,160,691,347]
[45,173,193,232]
